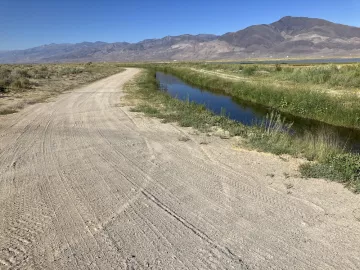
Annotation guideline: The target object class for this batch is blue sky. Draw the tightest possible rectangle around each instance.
[1,0,359,50]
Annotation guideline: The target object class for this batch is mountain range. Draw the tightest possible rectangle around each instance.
[1,16,360,63]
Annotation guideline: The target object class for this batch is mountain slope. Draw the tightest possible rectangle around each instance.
[220,16,360,55]
[1,16,360,63]
[271,16,360,38]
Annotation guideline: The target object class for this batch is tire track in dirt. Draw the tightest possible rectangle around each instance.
[1,68,360,269]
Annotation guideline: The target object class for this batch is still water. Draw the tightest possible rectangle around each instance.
[156,71,360,152]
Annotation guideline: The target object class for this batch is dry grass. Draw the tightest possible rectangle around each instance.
[185,63,360,97]
[0,62,125,114]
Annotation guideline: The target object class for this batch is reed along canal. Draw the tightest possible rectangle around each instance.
[156,71,360,152]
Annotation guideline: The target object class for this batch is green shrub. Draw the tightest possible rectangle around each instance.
[243,65,257,76]
[10,68,30,79]
[0,79,7,92]
[39,66,48,72]
[0,68,10,78]
[275,64,282,72]
[300,153,360,192]
[59,67,84,76]
[10,78,31,89]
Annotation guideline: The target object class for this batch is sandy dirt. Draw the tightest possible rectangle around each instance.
[1,68,360,269]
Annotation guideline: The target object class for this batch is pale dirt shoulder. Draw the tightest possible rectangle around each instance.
[0,68,359,269]
[128,105,360,222]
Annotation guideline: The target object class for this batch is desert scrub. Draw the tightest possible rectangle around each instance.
[0,66,33,91]
[0,63,125,93]
[0,63,125,114]
[10,78,31,90]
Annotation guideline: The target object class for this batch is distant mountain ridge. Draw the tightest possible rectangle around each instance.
[1,16,360,63]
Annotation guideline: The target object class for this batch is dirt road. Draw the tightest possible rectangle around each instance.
[1,68,360,269]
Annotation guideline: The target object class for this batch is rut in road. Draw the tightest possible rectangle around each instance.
[1,68,360,269]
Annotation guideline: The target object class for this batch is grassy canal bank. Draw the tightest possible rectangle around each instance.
[124,68,360,193]
[137,63,360,130]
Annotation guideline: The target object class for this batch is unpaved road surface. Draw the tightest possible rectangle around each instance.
[1,68,360,269]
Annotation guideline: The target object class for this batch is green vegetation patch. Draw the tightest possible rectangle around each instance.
[300,154,360,193]
[179,62,360,88]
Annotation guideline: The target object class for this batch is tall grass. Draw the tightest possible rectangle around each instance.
[177,62,360,88]
[248,112,343,160]
[145,64,360,129]
[277,64,360,88]
[261,111,293,135]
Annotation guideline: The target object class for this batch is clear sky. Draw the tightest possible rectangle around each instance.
[1,0,360,50]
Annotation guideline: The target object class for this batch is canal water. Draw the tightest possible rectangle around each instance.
[156,71,360,152]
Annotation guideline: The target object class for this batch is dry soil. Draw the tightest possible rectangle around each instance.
[1,68,360,269]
